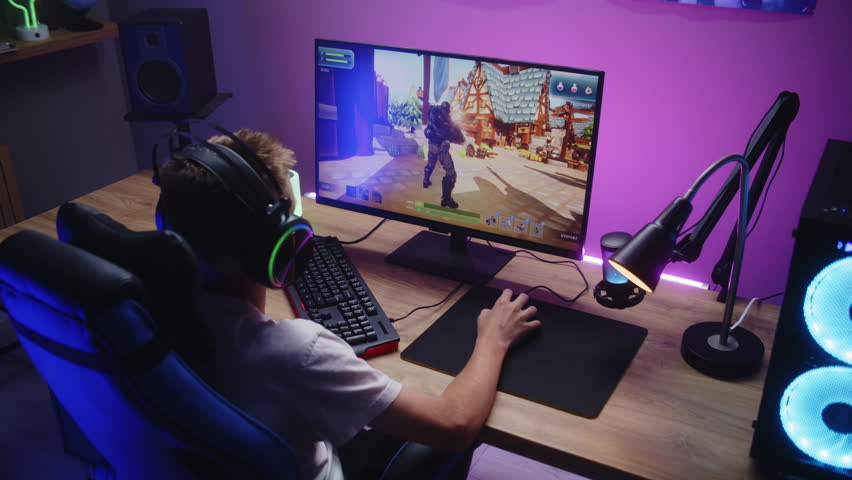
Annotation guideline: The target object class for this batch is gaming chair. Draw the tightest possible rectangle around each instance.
[0,193,477,480]
[0,209,299,479]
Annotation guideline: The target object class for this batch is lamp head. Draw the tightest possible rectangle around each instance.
[608,197,692,293]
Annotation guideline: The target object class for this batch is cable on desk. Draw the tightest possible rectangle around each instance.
[389,280,466,323]
[730,291,784,331]
[318,218,389,245]
[759,291,784,302]
[523,281,588,304]
[485,241,590,305]
[391,237,590,323]
[390,236,481,323]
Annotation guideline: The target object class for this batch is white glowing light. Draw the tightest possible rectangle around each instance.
[582,255,709,289]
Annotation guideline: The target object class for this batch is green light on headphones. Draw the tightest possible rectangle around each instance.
[7,0,39,29]
[268,224,313,287]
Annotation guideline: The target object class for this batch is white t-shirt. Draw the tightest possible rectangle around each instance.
[194,292,402,480]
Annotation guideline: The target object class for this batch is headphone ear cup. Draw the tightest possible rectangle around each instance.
[247,214,314,289]
[155,197,169,231]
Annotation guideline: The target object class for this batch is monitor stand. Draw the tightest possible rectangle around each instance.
[385,230,515,285]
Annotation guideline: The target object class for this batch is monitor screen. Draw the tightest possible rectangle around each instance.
[315,39,604,276]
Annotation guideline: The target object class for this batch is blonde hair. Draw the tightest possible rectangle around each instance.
[207,128,297,205]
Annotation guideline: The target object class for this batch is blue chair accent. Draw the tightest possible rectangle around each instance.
[44,201,474,480]
[0,228,298,479]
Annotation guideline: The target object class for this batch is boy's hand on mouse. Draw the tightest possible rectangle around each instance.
[476,289,541,352]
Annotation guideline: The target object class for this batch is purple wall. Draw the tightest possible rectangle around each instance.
[134,0,852,303]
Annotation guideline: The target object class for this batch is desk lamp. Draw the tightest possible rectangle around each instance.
[609,154,763,378]
[608,91,800,379]
[7,0,49,41]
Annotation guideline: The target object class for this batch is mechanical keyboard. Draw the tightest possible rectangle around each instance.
[285,236,400,358]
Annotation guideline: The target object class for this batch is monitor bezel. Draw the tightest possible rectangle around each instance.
[314,38,605,261]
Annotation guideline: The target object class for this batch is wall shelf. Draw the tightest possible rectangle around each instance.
[0,20,117,66]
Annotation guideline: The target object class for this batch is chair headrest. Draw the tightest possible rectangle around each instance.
[0,229,146,324]
[57,202,200,314]
[56,202,208,362]
[57,202,200,297]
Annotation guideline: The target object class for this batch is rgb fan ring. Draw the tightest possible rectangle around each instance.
[803,257,852,364]
[780,366,852,469]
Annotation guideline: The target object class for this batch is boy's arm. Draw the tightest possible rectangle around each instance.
[369,289,540,451]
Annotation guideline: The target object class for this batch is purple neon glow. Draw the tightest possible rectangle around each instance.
[583,255,708,289]
[182,0,851,303]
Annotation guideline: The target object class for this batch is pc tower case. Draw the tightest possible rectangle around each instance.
[750,139,852,479]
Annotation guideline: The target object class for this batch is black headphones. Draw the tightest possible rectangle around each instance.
[152,121,314,289]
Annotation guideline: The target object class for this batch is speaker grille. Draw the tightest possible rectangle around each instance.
[137,61,182,105]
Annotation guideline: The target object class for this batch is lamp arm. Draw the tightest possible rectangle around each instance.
[675,154,750,346]
[710,131,785,296]
[673,153,752,263]
[720,156,749,345]
[683,154,748,202]
[674,92,798,265]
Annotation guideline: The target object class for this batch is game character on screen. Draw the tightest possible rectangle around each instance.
[423,101,466,209]
[158,129,541,480]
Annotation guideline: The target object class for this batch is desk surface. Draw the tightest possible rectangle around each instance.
[0,171,781,480]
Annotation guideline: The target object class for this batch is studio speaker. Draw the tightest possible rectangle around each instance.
[118,8,217,116]
[750,139,852,479]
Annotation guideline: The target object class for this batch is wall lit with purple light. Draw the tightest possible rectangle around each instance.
[118,0,852,304]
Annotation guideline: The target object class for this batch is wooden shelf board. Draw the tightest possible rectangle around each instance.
[0,20,118,66]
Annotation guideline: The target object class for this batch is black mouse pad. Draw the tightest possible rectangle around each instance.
[401,285,647,418]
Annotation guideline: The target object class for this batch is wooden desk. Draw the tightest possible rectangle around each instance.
[0,171,781,480]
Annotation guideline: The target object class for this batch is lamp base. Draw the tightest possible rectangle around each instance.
[681,321,764,379]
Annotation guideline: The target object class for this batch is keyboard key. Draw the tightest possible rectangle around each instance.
[287,236,399,357]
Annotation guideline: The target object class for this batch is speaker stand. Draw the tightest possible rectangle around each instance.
[124,93,233,122]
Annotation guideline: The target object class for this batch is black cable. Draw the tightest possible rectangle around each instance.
[390,280,466,323]
[759,291,784,302]
[391,238,590,323]
[678,221,699,238]
[746,138,785,238]
[318,218,389,245]
[523,280,588,304]
[679,128,788,242]
[486,241,590,305]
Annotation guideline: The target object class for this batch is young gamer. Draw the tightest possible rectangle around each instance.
[155,127,542,479]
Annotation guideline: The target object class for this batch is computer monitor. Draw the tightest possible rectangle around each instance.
[315,39,604,284]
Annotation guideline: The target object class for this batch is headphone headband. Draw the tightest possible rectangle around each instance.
[151,120,284,198]
[191,120,284,197]
[151,123,315,289]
